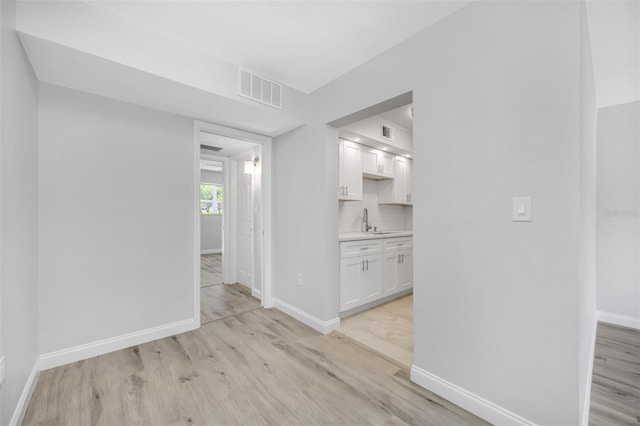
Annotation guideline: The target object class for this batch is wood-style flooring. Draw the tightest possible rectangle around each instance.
[339,295,413,369]
[589,322,640,426]
[200,283,261,325]
[201,254,222,287]
[23,305,486,425]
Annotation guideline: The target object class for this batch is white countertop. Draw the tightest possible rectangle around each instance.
[338,231,413,242]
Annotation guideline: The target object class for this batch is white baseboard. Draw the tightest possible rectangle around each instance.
[9,358,40,426]
[201,249,222,255]
[597,311,640,330]
[252,288,262,299]
[273,298,340,335]
[581,315,598,426]
[39,318,197,371]
[410,365,536,426]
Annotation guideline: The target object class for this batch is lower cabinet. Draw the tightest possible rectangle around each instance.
[339,254,382,312]
[340,236,412,312]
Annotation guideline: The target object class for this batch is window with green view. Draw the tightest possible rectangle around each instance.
[200,183,223,215]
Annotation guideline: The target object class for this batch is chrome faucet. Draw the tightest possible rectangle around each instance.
[363,208,372,232]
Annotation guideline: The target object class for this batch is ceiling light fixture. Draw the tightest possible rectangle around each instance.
[383,147,388,151]
[354,138,360,142]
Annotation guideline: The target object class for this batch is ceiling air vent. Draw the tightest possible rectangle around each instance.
[238,68,283,110]
[381,124,395,140]
[201,145,223,152]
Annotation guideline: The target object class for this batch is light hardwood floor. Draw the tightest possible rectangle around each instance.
[589,322,640,426]
[200,283,261,325]
[24,305,486,425]
[201,253,222,287]
[339,295,413,369]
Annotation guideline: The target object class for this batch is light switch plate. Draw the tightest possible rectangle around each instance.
[513,197,532,222]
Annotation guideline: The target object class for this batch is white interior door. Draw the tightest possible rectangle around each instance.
[237,165,253,287]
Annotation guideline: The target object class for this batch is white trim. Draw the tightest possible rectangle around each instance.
[252,288,262,299]
[410,365,537,426]
[39,318,196,371]
[273,298,341,334]
[9,358,40,426]
[597,310,640,330]
[201,249,222,255]
[581,315,598,426]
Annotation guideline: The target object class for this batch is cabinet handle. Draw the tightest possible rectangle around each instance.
[398,254,401,264]
[366,259,369,271]
[361,260,364,271]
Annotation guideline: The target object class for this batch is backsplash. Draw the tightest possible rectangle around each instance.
[339,179,412,232]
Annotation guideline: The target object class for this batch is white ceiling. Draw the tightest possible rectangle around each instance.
[86,0,471,93]
[200,131,258,158]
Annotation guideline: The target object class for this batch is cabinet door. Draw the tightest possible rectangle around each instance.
[380,152,395,178]
[398,249,413,290]
[362,148,380,176]
[362,254,383,303]
[383,251,400,295]
[394,156,407,203]
[342,141,363,200]
[340,257,363,311]
[405,158,413,204]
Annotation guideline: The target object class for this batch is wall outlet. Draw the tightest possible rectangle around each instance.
[297,273,303,287]
[0,355,5,387]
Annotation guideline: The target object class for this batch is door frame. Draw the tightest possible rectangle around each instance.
[193,120,274,327]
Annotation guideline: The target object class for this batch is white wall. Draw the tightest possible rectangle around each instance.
[274,123,340,322]
[578,2,598,423]
[587,0,640,108]
[338,179,411,233]
[596,101,640,321]
[278,1,582,424]
[200,169,223,253]
[38,84,195,356]
[0,0,40,423]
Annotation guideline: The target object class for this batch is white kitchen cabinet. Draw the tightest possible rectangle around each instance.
[340,253,383,311]
[338,139,363,201]
[378,156,412,205]
[382,237,413,296]
[340,236,412,313]
[406,158,413,205]
[397,249,413,290]
[362,147,394,179]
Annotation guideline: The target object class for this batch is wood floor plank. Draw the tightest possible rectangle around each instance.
[23,302,486,426]
[589,322,640,426]
[200,283,261,325]
[200,254,222,287]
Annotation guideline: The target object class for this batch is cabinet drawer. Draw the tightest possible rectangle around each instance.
[383,237,413,251]
[340,240,382,258]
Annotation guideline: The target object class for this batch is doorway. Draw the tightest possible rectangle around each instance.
[194,121,273,327]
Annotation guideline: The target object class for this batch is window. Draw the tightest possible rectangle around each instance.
[200,183,223,215]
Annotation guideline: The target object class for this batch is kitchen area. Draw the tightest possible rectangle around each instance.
[337,103,414,369]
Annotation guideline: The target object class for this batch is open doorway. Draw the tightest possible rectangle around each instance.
[332,94,415,370]
[195,122,273,326]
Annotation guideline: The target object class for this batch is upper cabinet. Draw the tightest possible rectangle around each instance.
[339,139,363,201]
[362,147,394,179]
[378,157,413,205]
